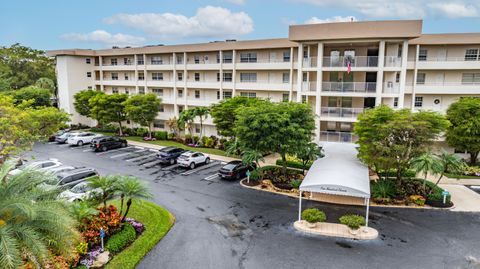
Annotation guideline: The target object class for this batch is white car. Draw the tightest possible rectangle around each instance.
[177,151,210,169]
[9,159,63,176]
[56,132,78,143]
[67,132,102,146]
[58,182,100,202]
[47,165,76,175]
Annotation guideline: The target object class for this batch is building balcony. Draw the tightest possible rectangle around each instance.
[99,63,135,70]
[100,79,136,86]
[322,56,379,68]
[322,82,376,93]
[236,80,290,91]
[146,80,174,87]
[319,131,358,143]
[303,57,317,68]
[236,58,292,70]
[408,57,480,70]
[415,82,480,94]
[383,82,400,94]
[301,82,317,93]
[320,107,363,120]
[186,61,221,70]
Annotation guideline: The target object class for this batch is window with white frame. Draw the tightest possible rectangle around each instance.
[152,88,163,96]
[112,87,118,94]
[217,91,220,99]
[302,95,307,103]
[282,93,289,102]
[395,73,400,83]
[194,55,200,64]
[195,90,200,99]
[282,72,289,83]
[283,51,290,62]
[138,88,144,95]
[152,72,163,81]
[124,73,129,80]
[154,120,165,128]
[138,72,144,81]
[416,73,426,84]
[137,55,144,65]
[302,72,308,82]
[158,105,164,112]
[223,73,232,82]
[195,125,201,133]
[177,72,183,81]
[240,52,257,63]
[87,72,91,78]
[110,58,118,66]
[418,49,428,61]
[151,56,162,65]
[462,73,480,84]
[176,55,183,64]
[414,96,423,107]
[240,92,256,98]
[194,73,200,82]
[125,88,130,95]
[111,73,118,80]
[465,49,479,61]
[87,86,92,90]
[393,97,399,107]
[178,106,184,113]
[86,58,91,64]
[223,52,233,63]
[240,73,257,82]
[124,58,131,65]
[223,91,232,99]
[178,89,183,98]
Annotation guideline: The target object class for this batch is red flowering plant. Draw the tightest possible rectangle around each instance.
[80,205,121,246]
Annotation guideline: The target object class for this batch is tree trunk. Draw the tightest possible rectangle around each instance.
[119,194,125,215]
[435,174,444,186]
[199,117,203,144]
[118,121,123,136]
[470,151,479,166]
[281,153,287,177]
[147,123,152,139]
[122,199,132,222]
[102,193,107,211]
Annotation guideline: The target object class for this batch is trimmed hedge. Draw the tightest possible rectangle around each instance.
[339,214,366,230]
[153,131,168,140]
[105,223,137,253]
[276,159,312,170]
[301,208,326,223]
[378,169,416,178]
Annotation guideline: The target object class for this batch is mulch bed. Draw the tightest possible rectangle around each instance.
[242,179,261,187]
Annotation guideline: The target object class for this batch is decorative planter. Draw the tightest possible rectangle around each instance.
[306,222,317,228]
[349,228,359,235]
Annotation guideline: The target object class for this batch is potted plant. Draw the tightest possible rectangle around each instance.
[301,208,327,228]
[339,214,366,235]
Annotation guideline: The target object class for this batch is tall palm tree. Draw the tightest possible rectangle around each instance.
[435,151,466,186]
[114,177,152,222]
[69,201,97,223]
[0,161,79,269]
[410,152,443,195]
[242,149,265,168]
[87,175,118,210]
[179,109,196,143]
[193,107,210,142]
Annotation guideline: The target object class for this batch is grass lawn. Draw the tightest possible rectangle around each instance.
[105,199,175,269]
[94,131,231,157]
[445,173,480,179]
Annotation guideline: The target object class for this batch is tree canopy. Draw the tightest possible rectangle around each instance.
[73,89,102,117]
[9,86,52,107]
[123,93,161,138]
[89,93,129,135]
[445,97,480,165]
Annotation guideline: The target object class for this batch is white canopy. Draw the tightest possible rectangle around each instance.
[300,142,370,198]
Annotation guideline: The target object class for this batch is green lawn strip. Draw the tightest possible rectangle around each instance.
[444,173,480,180]
[93,131,230,157]
[105,199,175,269]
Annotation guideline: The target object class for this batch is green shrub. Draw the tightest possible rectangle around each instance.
[276,159,312,170]
[133,127,148,137]
[249,169,260,181]
[290,179,302,189]
[427,191,451,204]
[167,133,175,140]
[301,208,327,223]
[378,169,416,178]
[371,180,397,199]
[193,135,200,143]
[76,265,88,269]
[204,137,215,148]
[105,223,137,253]
[339,214,366,230]
[91,124,118,133]
[122,127,133,136]
[153,131,168,140]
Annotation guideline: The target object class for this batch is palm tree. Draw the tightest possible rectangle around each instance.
[166,117,180,139]
[242,149,265,168]
[0,161,79,269]
[435,151,466,186]
[69,201,97,223]
[87,175,118,210]
[179,109,196,143]
[410,152,443,195]
[114,176,152,221]
[193,107,210,142]
[296,142,323,174]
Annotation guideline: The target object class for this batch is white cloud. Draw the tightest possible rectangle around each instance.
[61,30,146,47]
[223,0,245,5]
[306,16,357,24]
[296,0,480,18]
[104,6,254,39]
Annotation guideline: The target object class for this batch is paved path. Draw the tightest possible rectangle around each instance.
[440,184,480,212]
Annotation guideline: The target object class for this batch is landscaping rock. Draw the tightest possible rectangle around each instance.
[91,251,110,268]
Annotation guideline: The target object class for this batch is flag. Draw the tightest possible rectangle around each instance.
[347,61,351,74]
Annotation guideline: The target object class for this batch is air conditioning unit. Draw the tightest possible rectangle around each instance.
[433,98,441,105]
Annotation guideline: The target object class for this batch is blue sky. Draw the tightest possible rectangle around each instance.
[1,0,480,50]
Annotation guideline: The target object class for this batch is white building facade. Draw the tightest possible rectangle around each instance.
[48,20,480,143]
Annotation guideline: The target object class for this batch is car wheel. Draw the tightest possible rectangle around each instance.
[170,159,175,165]
[102,146,108,152]
[190,162,196,169]
[236,173,241,180]
[121,142,127,148]
[205,158,210,164]
[77,140,84,146]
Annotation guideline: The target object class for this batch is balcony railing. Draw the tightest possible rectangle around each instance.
[383,82,400,93]
[302,82,316,92]
[320,131,358,143]
[418,81,480,86]
[413,57,480,62]
[320,107,364,118]
[102,62,134,66]
[323,56,378,68]
[237,58,292,64]
[322,82,376,93]
[303,57,317,68]
[384,56,402,67]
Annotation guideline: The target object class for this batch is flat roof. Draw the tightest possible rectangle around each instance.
[289,20,423,41]
[409,33,480,45]
[300,142,370,199]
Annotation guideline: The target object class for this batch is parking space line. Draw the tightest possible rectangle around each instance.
[95,146,134,156]
[142,160,162,168]
[203,174,219,181]
[126,153,156,162]
[181,161,219,176]
[59,144,70,147]
[161,163,180,171]
[83,148,94,152]
[47,142,57,145]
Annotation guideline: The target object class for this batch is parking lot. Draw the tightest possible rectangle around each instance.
[27,141,480,269]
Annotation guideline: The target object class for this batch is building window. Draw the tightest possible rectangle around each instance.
[282,93,289,102]
[152,88,163,96]
[303,48,308,59]
[176,55,183,64]
[87,86,92,90]
[418,49,428,61]
[178,89,183,98]
[194,55,200,64]
[216,73,220,82]
[223,91,232,99]
[138,72,145,81]
[154,120,165,129]
[240,92,256,98]
[416,73,426,84]
[194,73,200,82]
[125,88,130,95]
[137,56,144,65]
[223,52,233,63]
[217,91,220,99]
[86,58,91,64]
[302,95,307,103]
[111,73,118,80]
[240,73,257,82]
[393,97,399,107]
[87,72,92,78]
[178,106,184,113]
[282,73,289,83]
[151,56,162,65]
[124,73,129,80]
[195,125,201,133]
[223,73,232,82]
[395,73,400,83]
[302,72,308,82]
[461,73,480,84]
[465,49,479,61]
[138,87,144,95]
[152,72,163,81]
[283,51,290,62]
[414,96,423,107]
[177,72,183,81]
[124,58,131,65]
[195,90,200,99]
[112,87,118,94]
[240,52,257,63]
[110,58,118,66]
[158,105,164,112]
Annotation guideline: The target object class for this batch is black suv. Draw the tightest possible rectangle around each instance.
[218,160,256,180]
[91,136,127,152]
[157,147,186,164]
[54,168,99,188]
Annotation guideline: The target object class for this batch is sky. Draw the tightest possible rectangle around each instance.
[1,0,480,50]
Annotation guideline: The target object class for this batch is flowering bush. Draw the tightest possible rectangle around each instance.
[78,246,102,267]
[125,218,145,234]
[463,166,480,177]
[80,205,121,246]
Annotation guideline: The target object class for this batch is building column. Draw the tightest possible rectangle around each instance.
[411,44,420,110]
[232,50,237,97]
[315,43,324,142]
[288,47,294,101]
[143,54,147,91]
[134,55,139,94]
[219,50,223,100]
[296,43,304,102]
[99,56,104,92]
[398,40,409,108]
[183,52,188,110]
[173,52,178,117]
[375,40,385,106]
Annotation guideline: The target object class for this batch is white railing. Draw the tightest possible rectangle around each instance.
[322,56,378,68]
[322,82,376,93]
[149,57,174,65]
[302,82,317,92]
[384,56,402,67]
[418,82,480,86]
[303,57,317,68]
[383,82,400,93]
[320,107,364,118]
[102,62,134,66]
[237,58,291,64]
[416,57,480,62]
[320,131,358,143]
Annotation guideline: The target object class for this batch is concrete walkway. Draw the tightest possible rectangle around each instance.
[438,184,480,212]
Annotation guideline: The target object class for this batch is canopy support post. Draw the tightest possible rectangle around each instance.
[365,198,370,227]
[298,191,303,221]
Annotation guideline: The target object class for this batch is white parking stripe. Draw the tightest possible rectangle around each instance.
[126,153,156,162]
[203,174,219,181]
[47,142,57,145]
[142,160,162,167]
[59,144,70,147]
[95,146,133,156]
[83,148,93,152]
[181,161,219,176]
[110,149,147,159]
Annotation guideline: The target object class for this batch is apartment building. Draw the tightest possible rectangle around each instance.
[48,20,480,143]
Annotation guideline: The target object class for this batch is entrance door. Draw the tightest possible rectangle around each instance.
[365,72,377,92]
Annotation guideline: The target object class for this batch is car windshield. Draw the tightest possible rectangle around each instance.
[71,183,91,193]
[222,164,237,170]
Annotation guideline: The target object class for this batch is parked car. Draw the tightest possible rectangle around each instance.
[58,182,100,202]
[67,132,102,146]
[55,132,77,144]
[51,167,99,188]
[157,147,186,165]
[218,161,257,180]
[49,129,70,142]
[91,136,127,152]
[47,165,77,175]
[9,158,63,176]
[177,151,210,169]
